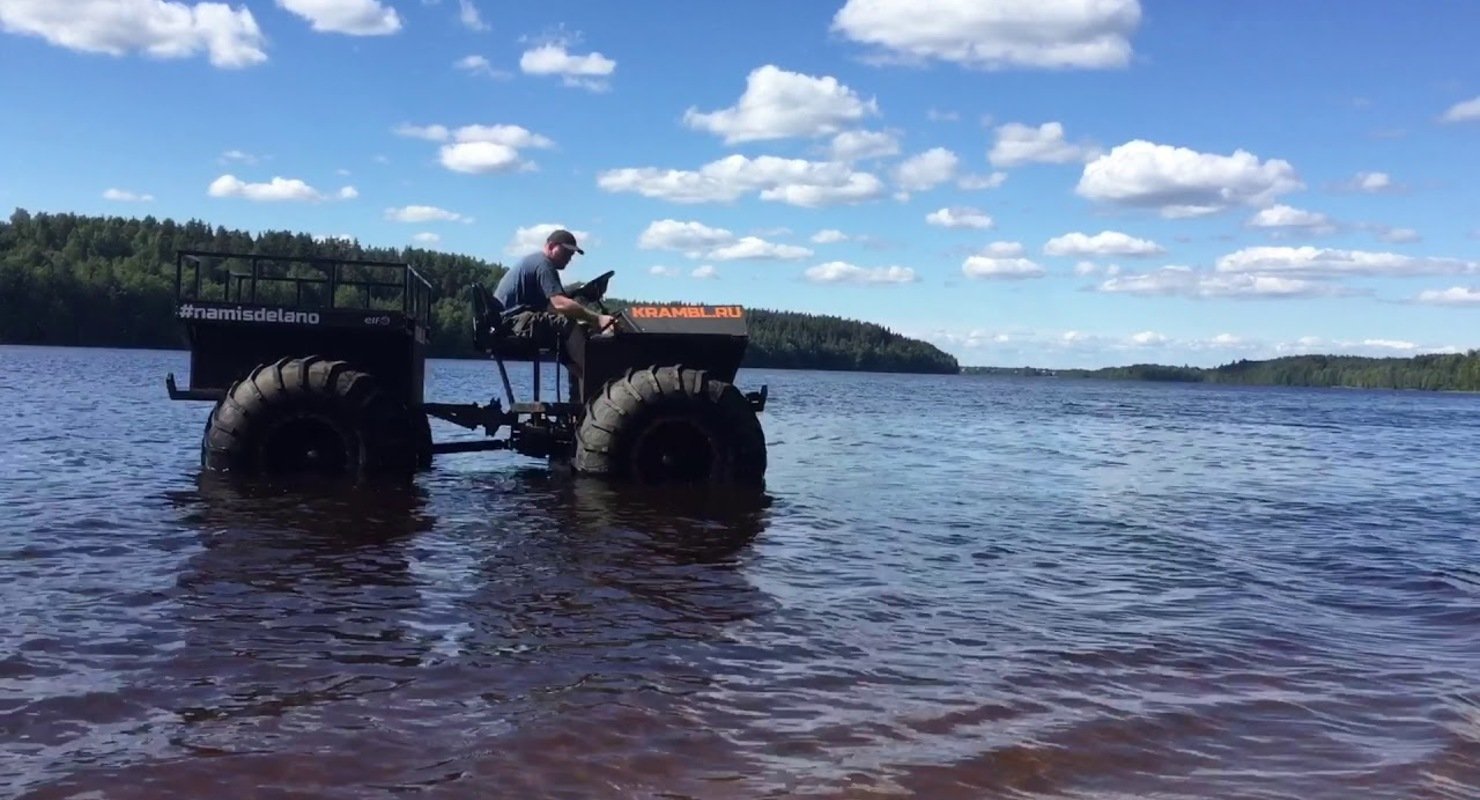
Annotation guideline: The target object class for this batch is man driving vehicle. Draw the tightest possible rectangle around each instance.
[492,229,614,406]
[494,228,615,344]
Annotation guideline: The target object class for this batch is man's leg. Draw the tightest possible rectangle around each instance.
[508,310,568,346]
[508,311,582,405]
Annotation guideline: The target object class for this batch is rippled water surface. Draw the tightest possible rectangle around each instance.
[3,344,1479,799]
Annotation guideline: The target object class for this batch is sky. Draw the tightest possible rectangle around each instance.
[0,0,1477,369]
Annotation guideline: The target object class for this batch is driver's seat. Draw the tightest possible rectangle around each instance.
[469,282,546,360]
[469,282,509,351]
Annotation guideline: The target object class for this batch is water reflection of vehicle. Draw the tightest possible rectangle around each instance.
[548,472,775,562]
[165,468,776,649]
[172,470,438,538]
[140,471,781,797]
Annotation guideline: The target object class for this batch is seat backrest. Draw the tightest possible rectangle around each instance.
[470,282,509,349]
[471,281,488,318]
[483,289,506,321]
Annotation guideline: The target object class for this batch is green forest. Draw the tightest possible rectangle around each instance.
[964,351,1480,391]
[0,209,959,374]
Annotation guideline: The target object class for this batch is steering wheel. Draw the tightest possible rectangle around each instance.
[570,270,614,303]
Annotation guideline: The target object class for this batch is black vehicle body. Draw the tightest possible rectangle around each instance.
[165,250,768,483]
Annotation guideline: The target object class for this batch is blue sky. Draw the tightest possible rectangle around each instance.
[1,0,1477,368]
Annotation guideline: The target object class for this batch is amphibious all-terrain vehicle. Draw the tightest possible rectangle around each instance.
[164,250,769,483]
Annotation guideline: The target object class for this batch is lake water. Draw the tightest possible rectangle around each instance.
[2,344,1478,799]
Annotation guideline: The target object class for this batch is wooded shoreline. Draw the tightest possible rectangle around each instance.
[0,209,959,375]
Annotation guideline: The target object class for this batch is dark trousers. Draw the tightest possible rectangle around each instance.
[508,310,572,343]
[507,311,582,405]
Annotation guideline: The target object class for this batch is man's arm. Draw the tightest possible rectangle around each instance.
[550,293,603,325]
[539,262,605,325]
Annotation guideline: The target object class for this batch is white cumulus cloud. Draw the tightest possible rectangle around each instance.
[1269,337,1465,358]
[638,219,811,262]
[393,123,451,141]
[1076,139,1302,218]
[963,251,1044,279]
[812,229,849,244]
[1413,286,1480,306]
[519,42,616,91]
[277,0,400,35]
[1374,226,1420,244]
[455,55,505,79]
[1215,246,1478,277]
[450,124,554,149]
[829,130,900,161]
[0,0,268,68]
[1095,265,1337,298]
[457,0,486,31]
[385,205,469,223]
[981,241,1025,257]
[103,188,154,202]
[1364,339,1420,351]
[831,0,1142,70]
[708,237,811,262]
[598,154,886,208]
[805,261,917,284]
[989,122,1096,167]
[919,327,1462,364]
[1335,171,1398,193]
[1043,230,1163,257]
[393,123,553,174]
[683,65,877,143]
[1247,204,1335,233]
[208,174,351,202]
[1440,96,1480,123]
[439,141,525,173]
[691,265,719,279]
[638,219,735,254]
[926,207,993,229]
[894,147,958,193]
[958,171,1008,190]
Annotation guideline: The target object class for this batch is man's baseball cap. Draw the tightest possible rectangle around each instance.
[547,229,584,254]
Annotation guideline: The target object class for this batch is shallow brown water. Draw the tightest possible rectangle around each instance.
[3,345,1479,799]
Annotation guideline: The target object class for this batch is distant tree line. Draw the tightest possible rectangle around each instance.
[0,209,958,375]
[602,300,958,374]
[963,352,1480,391]
[745,308,958,373]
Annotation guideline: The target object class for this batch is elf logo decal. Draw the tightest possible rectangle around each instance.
[628,305,743,319]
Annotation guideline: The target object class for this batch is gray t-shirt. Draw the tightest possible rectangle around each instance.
[493,252,565,317]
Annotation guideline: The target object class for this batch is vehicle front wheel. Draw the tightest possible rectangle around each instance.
[574,366,766,484]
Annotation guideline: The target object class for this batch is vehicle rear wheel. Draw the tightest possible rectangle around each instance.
[201,356,419,480]
[574,366,766,484]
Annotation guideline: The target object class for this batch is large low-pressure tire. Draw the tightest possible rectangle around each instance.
[574,365,766,484]
[201,356,420,480]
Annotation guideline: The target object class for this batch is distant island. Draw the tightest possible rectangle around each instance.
[0,209,959,375]
[964,352,1480,392]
